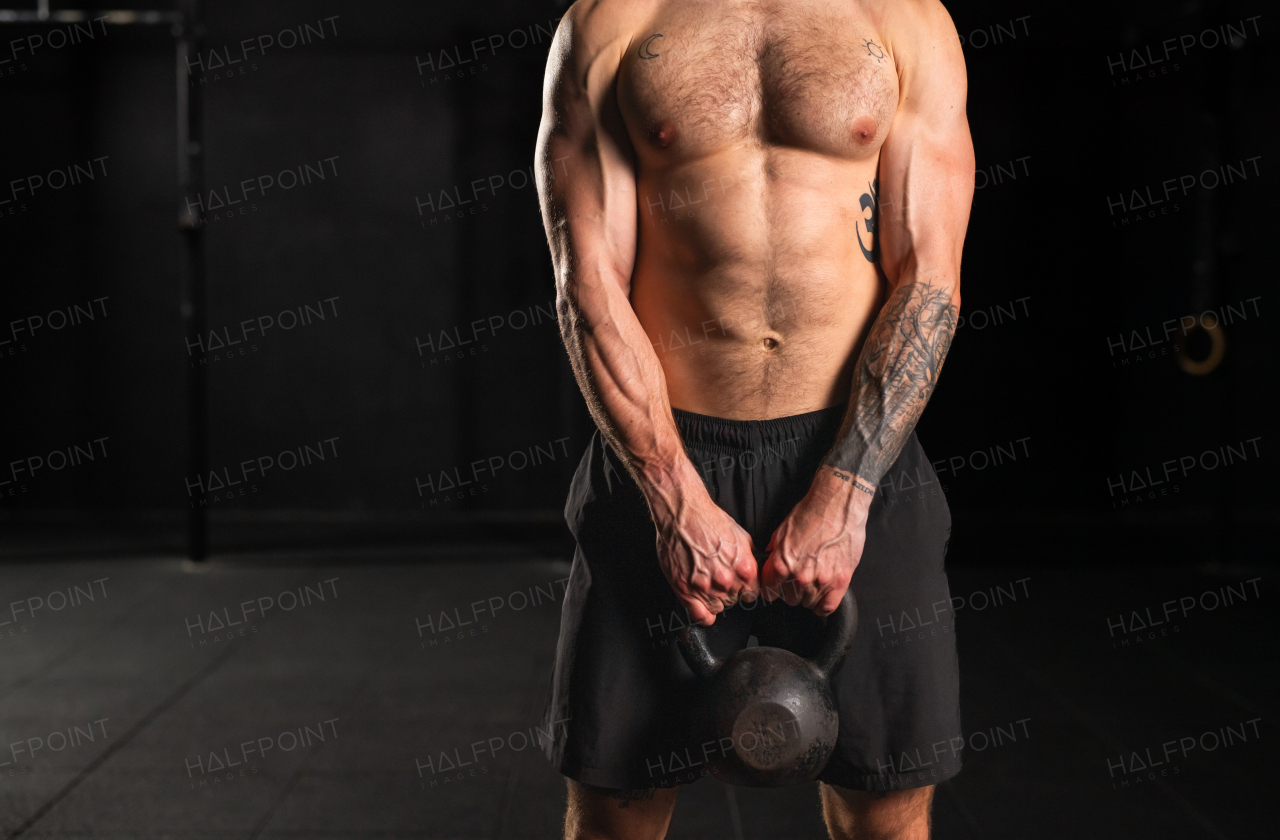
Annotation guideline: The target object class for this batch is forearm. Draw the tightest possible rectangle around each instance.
[534,60,707,517]
[822,269,958,495]
[558,272,708,513]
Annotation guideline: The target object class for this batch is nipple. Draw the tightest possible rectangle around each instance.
[649,122,678,149]
[851,117,878,145]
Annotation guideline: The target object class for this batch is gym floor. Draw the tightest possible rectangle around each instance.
[0,549,1270,839]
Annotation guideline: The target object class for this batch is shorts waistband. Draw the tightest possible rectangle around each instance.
[671,405,846,452]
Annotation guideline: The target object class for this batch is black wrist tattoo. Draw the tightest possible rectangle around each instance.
[826,466,876,497]
[824,279,957,486]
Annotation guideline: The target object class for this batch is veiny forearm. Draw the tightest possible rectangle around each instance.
[535,58,707,513]
[822,272,958,495]
[556,268,700,499]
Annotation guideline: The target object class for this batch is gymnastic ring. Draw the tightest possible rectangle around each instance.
[1176,321,1225,376]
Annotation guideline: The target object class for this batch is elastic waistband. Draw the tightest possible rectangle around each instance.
[672,405,846,452]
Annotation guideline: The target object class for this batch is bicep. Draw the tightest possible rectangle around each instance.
[876,13,974,290]
[535,19,637,295]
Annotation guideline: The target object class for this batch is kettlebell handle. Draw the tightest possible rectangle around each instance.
[677,588,858,680]
[811,588,858,677]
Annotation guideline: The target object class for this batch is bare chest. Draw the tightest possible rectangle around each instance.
[618,0,898,161]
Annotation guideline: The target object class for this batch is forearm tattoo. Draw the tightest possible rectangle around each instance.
[823,279,958,491]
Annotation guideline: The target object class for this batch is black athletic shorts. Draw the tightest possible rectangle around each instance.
[541,406,962,792]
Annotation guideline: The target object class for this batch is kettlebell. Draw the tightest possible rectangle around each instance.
[677,588,857,787]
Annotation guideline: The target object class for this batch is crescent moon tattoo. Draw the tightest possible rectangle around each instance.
[639,33,664,59]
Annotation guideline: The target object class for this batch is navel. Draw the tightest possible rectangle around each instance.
[762,337,779,351]
[851,117,878,145]
[649,121,678,149]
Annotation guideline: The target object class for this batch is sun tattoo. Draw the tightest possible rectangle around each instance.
[863,38,885,63]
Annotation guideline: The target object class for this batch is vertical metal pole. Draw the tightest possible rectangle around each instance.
[177,0,207,560]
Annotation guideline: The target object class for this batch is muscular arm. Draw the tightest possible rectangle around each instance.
[823,280,959,493]
[536,2,757,623]
[762,1,973,614]
[535,6,688,495]
[822,5,974,494]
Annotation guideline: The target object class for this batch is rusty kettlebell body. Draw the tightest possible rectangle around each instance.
[678,589,857,787]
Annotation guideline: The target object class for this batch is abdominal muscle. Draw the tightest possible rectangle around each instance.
[629,145,884,420]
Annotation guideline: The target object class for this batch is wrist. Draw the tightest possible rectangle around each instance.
[831,466,877,498]
[637,456,708,521]
[814,465,874,520]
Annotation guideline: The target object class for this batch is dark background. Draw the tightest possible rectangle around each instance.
[0,0,1275,562]
[0,3,1275,839]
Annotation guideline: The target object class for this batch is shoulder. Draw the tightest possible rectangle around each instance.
[877,0,960,43]
[543,0,659,121]
[874,0,965,107]
[876,0,963,70]
[551,0,657,73]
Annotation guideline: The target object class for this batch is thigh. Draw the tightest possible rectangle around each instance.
[565,780,679,840]
[819,783,935,840]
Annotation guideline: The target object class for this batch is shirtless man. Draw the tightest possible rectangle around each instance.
[535,0,973,837]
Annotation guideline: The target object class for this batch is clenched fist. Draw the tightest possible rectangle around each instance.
[651,490,760,626]
[761,467,871,615]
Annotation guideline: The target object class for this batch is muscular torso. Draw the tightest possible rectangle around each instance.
[616,0,899,419]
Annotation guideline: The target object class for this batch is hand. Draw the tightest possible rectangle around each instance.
[761,468,871,615]
[650,489,760,627]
